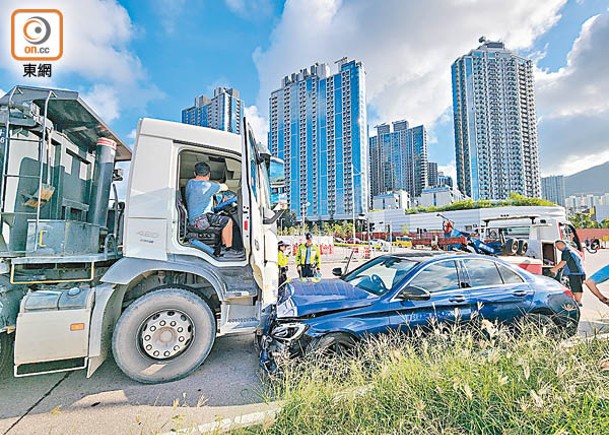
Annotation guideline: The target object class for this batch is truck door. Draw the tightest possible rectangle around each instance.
[241,120,265,286]
[559,222,584,257]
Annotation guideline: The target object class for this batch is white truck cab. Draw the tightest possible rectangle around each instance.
[97,118,285,382]
[0,87,285,384]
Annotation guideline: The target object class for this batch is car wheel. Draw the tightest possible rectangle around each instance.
[520,313,562,337]
[307,333,357,358]
[112,288,216,384]
[0,332,13,379]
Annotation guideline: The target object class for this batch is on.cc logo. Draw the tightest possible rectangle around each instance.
[11,9,63,61]
[23,16,52,45]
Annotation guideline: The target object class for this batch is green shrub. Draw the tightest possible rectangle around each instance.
[243,325,609,434]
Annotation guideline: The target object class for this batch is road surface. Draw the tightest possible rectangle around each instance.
[1,248,608,434]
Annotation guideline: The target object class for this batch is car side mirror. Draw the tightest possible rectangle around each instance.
[332,267,344,277]
[397,285,431,301]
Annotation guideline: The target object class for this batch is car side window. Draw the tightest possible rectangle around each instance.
[463,259,503,287]
[413,261,461,293]
[496,263,525,284]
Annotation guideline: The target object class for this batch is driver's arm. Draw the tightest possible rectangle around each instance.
[210,180,229,192]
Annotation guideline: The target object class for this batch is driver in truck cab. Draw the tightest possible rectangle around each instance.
[185,162,240,255]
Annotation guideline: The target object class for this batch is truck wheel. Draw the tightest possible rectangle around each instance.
[112,288,216,384]
[502,238,519,256]
[517,240,528,256]
[0,332,13,378]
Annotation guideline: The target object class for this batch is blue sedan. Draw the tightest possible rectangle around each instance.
[259,252,579,369]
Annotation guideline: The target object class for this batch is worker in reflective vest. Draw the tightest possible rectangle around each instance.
[296,233,321,278]
[278,241,289,287]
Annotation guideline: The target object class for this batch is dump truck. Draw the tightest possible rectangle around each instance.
[0,85,285,383]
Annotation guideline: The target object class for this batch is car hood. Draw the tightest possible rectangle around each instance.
[276,278,378,319]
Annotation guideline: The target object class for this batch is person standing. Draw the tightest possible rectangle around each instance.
[278,241,289,287]
[550,240,586,305]
[296,233,321,278]
[584,264,609,306]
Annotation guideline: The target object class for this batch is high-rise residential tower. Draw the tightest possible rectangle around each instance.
[369,121,428,201]
[541,175,566,207]
[182,87,243,134]
[269,59,368,221]
[452,38,541,200]
[428,162,439,187]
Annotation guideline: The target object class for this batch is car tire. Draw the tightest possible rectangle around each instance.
[0,332,13,378]
[520,313,562,338]
[307,333,357,358]
[112,288,216,384]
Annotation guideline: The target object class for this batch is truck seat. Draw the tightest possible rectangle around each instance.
[176,191,222,256]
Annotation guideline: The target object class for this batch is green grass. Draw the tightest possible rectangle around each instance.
[240,324,609,434]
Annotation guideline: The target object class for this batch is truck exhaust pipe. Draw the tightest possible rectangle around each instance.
[88,137,116,228]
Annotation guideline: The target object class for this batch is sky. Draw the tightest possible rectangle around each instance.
[1,0,608,182]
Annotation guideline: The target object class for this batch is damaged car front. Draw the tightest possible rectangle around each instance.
[258,277,380,372]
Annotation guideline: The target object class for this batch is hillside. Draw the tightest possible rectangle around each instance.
[565,161,609,195]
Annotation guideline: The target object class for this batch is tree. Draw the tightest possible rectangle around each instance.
[569,212,598,229]
[321,221,332,236]
[601,218,609,229]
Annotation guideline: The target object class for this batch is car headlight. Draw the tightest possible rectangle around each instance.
[270,322,309,341]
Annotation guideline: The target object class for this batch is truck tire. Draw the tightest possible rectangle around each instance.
[502,238,518,256]
[112,288,216,384]
[517,240,528,256]
[0,332,13,378]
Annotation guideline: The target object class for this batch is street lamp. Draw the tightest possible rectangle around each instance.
[351,168,363,242]
[301,201,311,235]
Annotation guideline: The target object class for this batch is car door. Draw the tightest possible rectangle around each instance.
[241,119,265,285]
[461,258,534,323]
[385,259,472,332]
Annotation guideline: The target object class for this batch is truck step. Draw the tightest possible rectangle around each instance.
[219,317,259,335]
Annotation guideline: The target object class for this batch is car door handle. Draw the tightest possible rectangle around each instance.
[512,290,528,297]
[449,295,466,303]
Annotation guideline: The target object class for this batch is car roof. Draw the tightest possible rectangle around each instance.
[386,250,513,264]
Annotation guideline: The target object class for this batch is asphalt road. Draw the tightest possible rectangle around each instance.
[1,248,608,434]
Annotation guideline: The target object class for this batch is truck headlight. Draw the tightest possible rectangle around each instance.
[270,322,308,341]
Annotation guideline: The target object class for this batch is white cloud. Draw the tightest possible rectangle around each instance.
[536,14,609,117]
[0,0,161,122]
[536,12,609,175]
[225,0,272,19]
[153,0,188,34]
[253,0,566,130]
[438,161,457,185]
[244,105,268,145]
[83,85,120,122]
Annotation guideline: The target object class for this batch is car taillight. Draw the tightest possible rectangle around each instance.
[563,289,575,300]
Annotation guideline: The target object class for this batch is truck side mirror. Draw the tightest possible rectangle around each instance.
[269,157,285,189]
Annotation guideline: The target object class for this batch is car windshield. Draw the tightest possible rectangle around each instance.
[343,256,418,295]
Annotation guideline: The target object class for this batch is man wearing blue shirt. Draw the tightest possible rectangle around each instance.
[185,162,236,253]
[551,240,586,305]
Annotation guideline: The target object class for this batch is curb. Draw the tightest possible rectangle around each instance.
[163,408,278,434]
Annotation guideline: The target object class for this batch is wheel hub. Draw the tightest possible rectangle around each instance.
[140,310,194,360]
